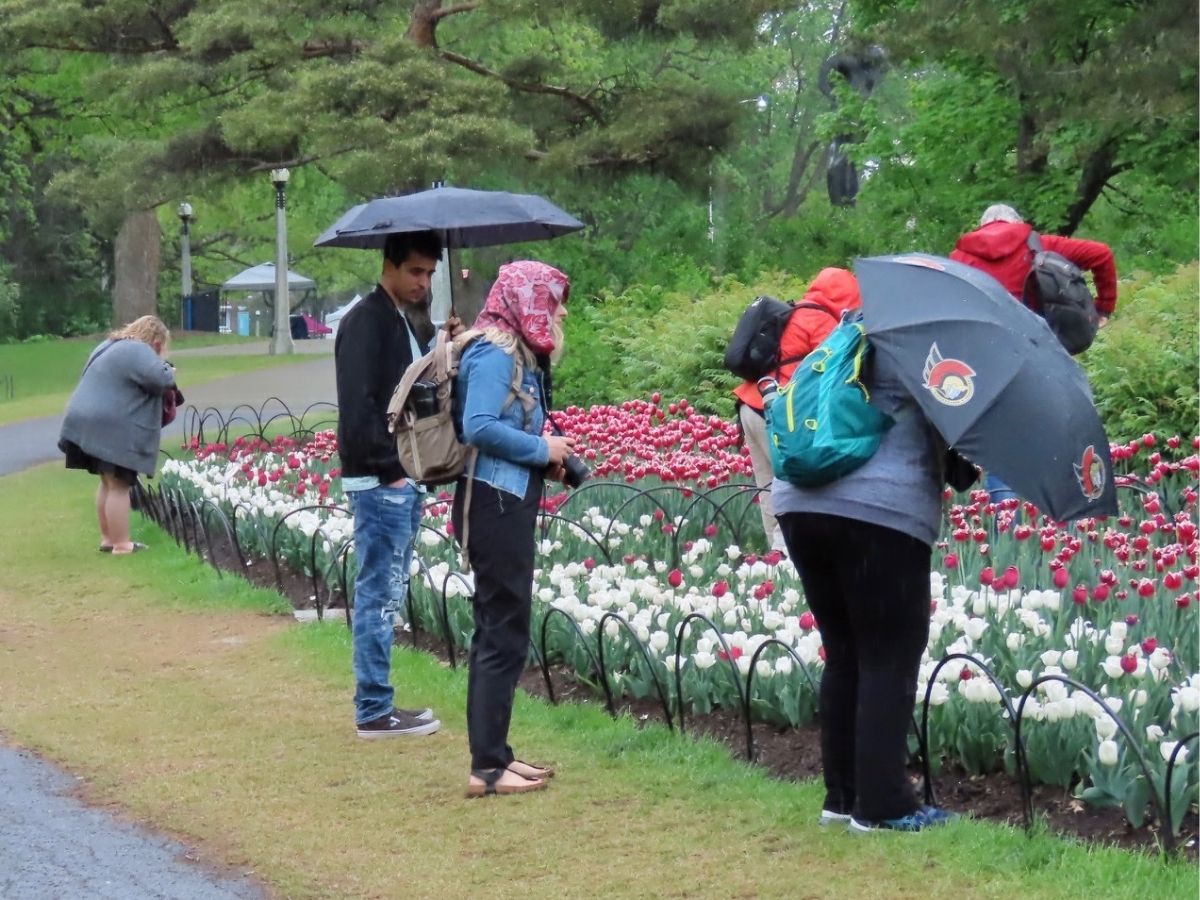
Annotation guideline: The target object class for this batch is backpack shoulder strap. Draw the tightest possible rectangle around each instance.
[792,301,839,320]
[773,304,842,369]
[1026,231,1045,254]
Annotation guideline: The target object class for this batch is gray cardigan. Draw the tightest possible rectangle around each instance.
[771,365,945,546]
[59,339,176,475]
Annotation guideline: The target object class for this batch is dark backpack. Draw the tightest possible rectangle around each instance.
[724,296,837,381]
[1023,232,1100,355]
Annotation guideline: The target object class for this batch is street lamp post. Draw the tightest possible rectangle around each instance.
[270,168,294,355]
[178,202,193,329]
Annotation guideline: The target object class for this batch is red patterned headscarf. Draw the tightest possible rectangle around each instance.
[473,261,569,355]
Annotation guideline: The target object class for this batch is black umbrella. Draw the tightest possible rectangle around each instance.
[855,253,1117,521]
[314,186,584,249]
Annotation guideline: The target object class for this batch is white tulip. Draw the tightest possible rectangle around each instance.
[1006,633,1025,651]
[755,659,773,679]
[693,651,716,670]
[1146,725,1165,743]
[927,682,950,706]
[1016,669,1034,689]
[1149,647,1172,670]
[1104,635,1125,656]
[695,637,713,655]
[774,656,794,676]
[1061,650,1079,671]
[649,631,670,654]
[1174,685,1200,713]
[736,656,752,675]
[1161,741,1190,764]
[1041,650,1062,668]
[965,618,988,641]
[1094,716,1118,740]
[1101,656,1125,679]
[1097,740,1120,767]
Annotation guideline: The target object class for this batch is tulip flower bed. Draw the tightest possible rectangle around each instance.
[157,404,1200,842]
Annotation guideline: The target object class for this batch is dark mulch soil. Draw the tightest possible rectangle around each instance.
[162,515,1198,857]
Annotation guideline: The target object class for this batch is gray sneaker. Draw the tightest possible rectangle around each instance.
[357,709,441,739]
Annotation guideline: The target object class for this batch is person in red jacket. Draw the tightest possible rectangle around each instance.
[734,267,862,549]
[950,204,1118,324]
[951,203,1118,516]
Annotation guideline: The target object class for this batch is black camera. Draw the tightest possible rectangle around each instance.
[408,380,440,419]
[561,454,591,489]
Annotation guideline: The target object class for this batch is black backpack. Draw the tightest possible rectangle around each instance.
[1023,232,1100,355]
[724,296,836,381]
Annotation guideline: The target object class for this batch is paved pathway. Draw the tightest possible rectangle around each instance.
[0,745,264,900]
[0,352,335,476]
[0,356,336,898]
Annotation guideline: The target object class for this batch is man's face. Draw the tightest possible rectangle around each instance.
[384,252,439,305]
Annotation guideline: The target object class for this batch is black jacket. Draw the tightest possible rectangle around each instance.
[335,285,418,483]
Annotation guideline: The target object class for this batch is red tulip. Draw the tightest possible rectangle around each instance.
[1073,585,1089,605]
[944,553,959,569]
[798,611,817,631]
[1164,571,1184,590]
[667,568,683,588]
[1141,637,1158,655]
[1120,655,1138,674]
[1052,567,1069,589]
[1137,579,1156,598]
[1002,566,1020,588]
[711,580,728,598]
[979,566,995,586]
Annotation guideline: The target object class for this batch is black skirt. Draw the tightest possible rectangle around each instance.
[59,439,139,487]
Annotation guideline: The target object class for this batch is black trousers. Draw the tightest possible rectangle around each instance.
[452,475,542,771]
[778,512,932,821]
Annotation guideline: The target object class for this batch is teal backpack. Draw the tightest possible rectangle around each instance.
[762,314,893,486]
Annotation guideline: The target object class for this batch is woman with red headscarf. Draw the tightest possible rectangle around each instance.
[451,261,576,797]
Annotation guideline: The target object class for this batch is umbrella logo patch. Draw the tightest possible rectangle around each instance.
[923,344,976,406]
[1074,445,1106,501]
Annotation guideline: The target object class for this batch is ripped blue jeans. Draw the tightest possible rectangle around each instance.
[347,482,423,723]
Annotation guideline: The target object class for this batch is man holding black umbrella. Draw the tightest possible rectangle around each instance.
[336,231,446,739]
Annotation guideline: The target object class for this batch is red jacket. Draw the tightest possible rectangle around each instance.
[734,267,862,411]
[950,221,1118,315]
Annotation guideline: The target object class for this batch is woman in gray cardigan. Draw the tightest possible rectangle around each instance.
[58,316,177,555]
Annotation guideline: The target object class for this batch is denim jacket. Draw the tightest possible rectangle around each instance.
[454,339,548,498]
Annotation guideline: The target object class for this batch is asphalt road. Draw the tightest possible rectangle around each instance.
[0,353,336,898]
[0,746,266,900]
[0,352,334,476]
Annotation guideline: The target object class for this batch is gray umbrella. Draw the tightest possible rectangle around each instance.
[855,253,1117,521]
[314,186,584,249]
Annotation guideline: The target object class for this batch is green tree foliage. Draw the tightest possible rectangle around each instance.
[1081,264,1199,441]
[850,0,1198,235]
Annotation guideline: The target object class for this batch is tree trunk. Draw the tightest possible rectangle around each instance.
[406,1,441,48]
[112,210,162,327]
[1060,137,1124,236]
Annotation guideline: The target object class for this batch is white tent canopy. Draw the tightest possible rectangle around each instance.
[326,294,362,337]
[221,263,315,292]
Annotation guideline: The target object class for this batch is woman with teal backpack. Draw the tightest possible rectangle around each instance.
[769,272,970,833]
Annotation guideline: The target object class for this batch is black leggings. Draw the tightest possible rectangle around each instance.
[452,476,542,771]
[778,512,932,821]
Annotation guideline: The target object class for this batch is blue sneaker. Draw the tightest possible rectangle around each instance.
[849,805,956,833]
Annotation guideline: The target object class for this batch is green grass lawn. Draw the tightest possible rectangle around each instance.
[0,334,305,425]
[0,463,1193,899]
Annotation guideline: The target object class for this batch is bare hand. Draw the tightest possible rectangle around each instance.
[545,435,576,466]
[1098,316,1109,328]
[545,463,568,484]
[387,477,408,488]
[443,313,465,337]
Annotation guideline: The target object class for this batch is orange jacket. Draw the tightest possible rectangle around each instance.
[734,267,862,411]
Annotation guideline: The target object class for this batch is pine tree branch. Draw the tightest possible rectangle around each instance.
[437,49,605,122]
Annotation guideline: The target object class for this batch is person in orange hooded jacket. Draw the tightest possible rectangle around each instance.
[734,267,862,549]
